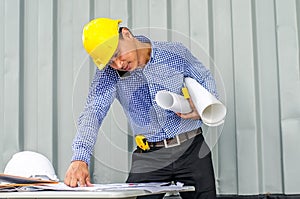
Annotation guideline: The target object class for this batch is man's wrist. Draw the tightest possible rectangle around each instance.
[71,152,90,166]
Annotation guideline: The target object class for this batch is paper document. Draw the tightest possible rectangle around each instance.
[1,181,190,193]
[0,173,58,191]
[0,173,192,193]
[0,173,57,184]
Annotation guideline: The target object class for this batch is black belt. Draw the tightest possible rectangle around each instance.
[148,128,202,148]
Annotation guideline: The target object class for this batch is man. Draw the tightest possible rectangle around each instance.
[64,18,218,199]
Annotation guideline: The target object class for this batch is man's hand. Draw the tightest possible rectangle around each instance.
[64,160,93,187]
[176,98,201,120]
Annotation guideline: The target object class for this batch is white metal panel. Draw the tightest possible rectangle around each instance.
[149,0,168,41]
[23,0,54,159]
[0,0,5,171]
[23,0,38,151]
[212,0,238,194]
[70,0,91,134]
[94,0,110,18]
[190,0,211,67]
[56,0,76,180]
[131,0,168,46]
[94,0,129,24]
[170,0,190,47]
[56,0,91,179]
[109,0,128,23]
[231,0,259,194]
[253,0,282,194]
[1,0,21,170]
[275,0,300,194]
[131,0,154,42]
[36,0,54,160]
[132,0,150,35]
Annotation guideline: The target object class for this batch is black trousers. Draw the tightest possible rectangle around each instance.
[126,132,217,199]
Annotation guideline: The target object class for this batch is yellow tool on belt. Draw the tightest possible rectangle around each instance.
[135,84,189,151]
[135,135,150,151]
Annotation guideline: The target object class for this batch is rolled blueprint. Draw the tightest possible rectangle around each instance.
[185,77,226,126]
[155,90,192,114]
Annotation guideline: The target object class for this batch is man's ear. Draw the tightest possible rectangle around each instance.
[121,28,133,39]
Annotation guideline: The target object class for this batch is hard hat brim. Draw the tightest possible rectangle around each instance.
[91,33,119,70]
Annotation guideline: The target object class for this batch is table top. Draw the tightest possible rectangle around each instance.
[0,190,145,199]
[0,186,195,199]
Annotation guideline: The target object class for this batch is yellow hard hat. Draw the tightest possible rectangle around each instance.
[82,18,122,70]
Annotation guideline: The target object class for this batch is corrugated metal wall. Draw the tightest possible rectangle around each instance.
[1,0,300,195]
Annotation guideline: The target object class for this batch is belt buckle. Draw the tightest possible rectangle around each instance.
[163,135,180,148]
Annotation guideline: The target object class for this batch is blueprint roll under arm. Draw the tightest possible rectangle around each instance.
[155,78,226,127]
[185,77,226,126]
[155,90,192,114]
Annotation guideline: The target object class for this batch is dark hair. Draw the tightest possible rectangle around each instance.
[118,27,133,39]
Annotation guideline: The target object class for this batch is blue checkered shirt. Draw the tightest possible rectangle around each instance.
[72,36,218,164]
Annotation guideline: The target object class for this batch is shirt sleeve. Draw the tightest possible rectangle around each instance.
[181,43,219,99]
[71,68,117,165]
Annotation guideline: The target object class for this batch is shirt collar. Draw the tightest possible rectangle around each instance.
[134,35,155,63]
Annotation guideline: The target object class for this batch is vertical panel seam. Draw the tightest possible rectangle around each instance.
[19,0,25,151]
[89,0,95,183]
[229,0,239,194]
[52,0,58,172]
[126,0,134,172]
[89,0,95,82]
[208,0,214,71]
[250,0,263,193]
[167,0,172,41]
[148,0,150,35]
[127,0,133,29]
[296,0,300,79]
[188,0,191,49]
[273,0,285,194]
[36,0,40,151]
[0,0,4,168]
[207,0,218,192]
[0,0,3,157]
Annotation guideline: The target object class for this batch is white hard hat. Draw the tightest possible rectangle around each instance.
[4,151,59,181]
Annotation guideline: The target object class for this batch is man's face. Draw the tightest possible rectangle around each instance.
[108,31,139,72]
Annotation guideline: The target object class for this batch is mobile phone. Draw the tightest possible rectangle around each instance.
[116,70,131,79]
